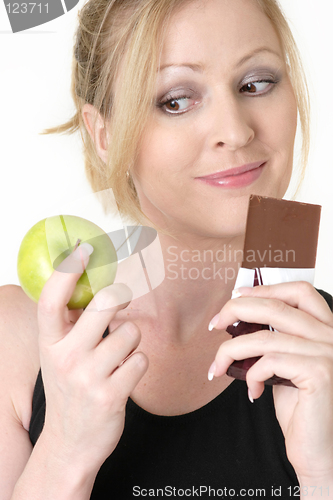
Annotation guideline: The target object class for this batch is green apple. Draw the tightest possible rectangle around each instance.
[17,215,118,309]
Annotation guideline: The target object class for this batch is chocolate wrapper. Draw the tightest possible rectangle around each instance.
[225,195,321,387]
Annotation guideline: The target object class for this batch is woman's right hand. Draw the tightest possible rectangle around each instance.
[37,243,149,475]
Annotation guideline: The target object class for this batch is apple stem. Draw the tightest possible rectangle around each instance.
[73,239,82,252]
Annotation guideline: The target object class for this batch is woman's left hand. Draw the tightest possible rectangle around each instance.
[209,281,333,488]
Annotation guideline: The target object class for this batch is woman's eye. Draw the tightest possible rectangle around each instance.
[159,96,196,114]
[240,80,276,95]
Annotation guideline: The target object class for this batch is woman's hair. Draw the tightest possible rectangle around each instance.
[43,0,310,225]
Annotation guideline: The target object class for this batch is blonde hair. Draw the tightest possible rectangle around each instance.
[43,0,310,224]
[255,0,310,194]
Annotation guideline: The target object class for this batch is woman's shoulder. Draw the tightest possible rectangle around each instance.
[0,284,40,431]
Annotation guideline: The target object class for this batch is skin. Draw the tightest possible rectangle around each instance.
[85,0,298,347]
[3,0,331,498]
[133,0,297,241]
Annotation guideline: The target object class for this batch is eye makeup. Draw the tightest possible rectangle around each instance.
[156,87,201,115]
[155,64,283,116]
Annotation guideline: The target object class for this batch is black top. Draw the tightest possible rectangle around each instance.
[29,289,333,499]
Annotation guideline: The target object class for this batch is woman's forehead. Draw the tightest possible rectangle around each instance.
[159,0,283,70]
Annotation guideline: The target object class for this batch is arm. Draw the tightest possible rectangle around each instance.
[11,432,98,500]
[0,285,97,500]
[1,243,148,499]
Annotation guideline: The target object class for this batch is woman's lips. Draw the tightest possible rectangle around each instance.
[195,161,266,188]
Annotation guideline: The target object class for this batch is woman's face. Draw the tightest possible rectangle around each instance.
[132,0,298,238]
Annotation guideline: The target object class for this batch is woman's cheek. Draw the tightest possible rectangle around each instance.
[136,121,203,182]
[268,85,298,155]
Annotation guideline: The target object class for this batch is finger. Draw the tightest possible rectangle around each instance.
[235,282,333,326]
[213,330,332,378]
[67,283,133,350]
[38,243,93,345]
[94,321,142,377]
[245,353,332,399]
[110,351,149,401]
[214,295,333,343]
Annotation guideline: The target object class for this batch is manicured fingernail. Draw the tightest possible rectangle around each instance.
[237,287,253,294]
[72,243,94,270]
[73,242,94,259]
[57,242,94,273]
[231,289,242,299]
[248,388,254,403]
[208,361,216,381]
[208,314,220,331]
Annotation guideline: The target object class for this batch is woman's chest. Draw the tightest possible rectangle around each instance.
[110,309,233,415]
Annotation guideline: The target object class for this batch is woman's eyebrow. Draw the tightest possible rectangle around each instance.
[158,62,204,73]
[158,47,282,73]
[234,46,283,69]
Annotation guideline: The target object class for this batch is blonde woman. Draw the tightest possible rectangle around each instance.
[1,0,333,498]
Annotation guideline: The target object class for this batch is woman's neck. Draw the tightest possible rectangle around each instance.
[128,230,245,345]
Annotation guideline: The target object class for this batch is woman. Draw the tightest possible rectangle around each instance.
[1,0,333,498]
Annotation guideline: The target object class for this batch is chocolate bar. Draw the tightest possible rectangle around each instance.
[227,195,321,386]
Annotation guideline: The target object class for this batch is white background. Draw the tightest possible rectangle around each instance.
[0,1,332,293]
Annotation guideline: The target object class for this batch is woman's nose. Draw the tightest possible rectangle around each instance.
[208,93,255,151]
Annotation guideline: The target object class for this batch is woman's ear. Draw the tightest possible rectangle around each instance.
[82,103,109,163]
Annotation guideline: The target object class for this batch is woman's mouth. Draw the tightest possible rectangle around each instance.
[195,161,266,189]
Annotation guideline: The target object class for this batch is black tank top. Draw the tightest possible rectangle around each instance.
[29,289,333,499]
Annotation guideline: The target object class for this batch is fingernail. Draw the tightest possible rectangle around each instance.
[73,243,94,271]
[248,388,254,403]
[231,289,242,299]
[208,314,220,331]
[208,361,216,381]
[72,242,94,260]
[57,243,94,273]
[237,287,253,294]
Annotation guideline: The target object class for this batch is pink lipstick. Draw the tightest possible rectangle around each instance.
[195,161,266,188]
